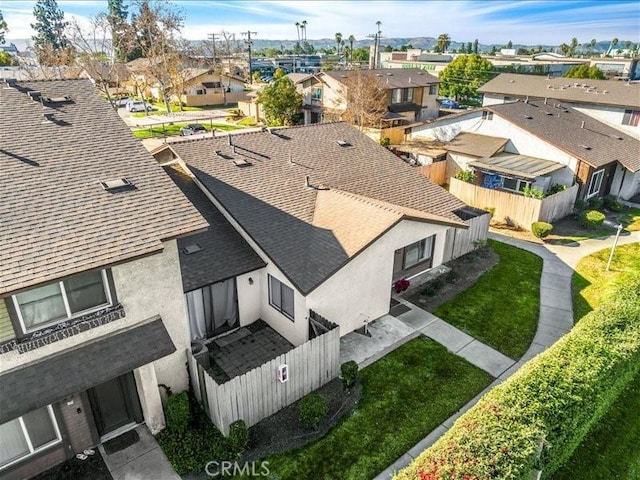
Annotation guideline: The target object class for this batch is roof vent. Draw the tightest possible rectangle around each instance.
[182,243,202,255]
[524,115,533,119]
[609,134,623,140]
[508,79,515,83]
[1,78,17,88]
[386,72,393,76]
[101,178,136,192]
[42,111,55,123]
[337,140,352,147]
[544,111,553,116]
[28,91,42,101]
[215,150,232,160]
[580,145,592,150]
[233,159,252,167]
[43,96,72,104]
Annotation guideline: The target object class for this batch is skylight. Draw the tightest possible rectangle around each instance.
[337,140,352,147]
[182,243,202,255]
[101,178,136,192]
[233,159,252,167]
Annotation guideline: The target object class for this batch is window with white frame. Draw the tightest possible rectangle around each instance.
[482,110,493,120]
[0,405,61,469]
[311,87,322,100]
[268,275,295,321]
[622,109,640,127]
[401,236,435,270]
[13,270,112,333]
[501,176,530,193]
[586,169,604,198]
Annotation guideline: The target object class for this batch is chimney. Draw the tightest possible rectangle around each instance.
[305,175,310,187]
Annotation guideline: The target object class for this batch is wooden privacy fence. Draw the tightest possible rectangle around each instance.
[416,161,447,186]
[449,178,578,230]
[442,209,491,262]
[188,326,340,436]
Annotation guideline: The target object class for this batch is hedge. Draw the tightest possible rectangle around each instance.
[581,210,606,229]
[531,222,553,239]
[394,276,640,480]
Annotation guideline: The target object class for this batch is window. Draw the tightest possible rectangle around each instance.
[429,84,438,96]
[268,275,294,320]
[391,88,414,104]
[0,406,61,470]
[482,110,493,120]
[401,236,435,270]
[622,109,640,127]
[311,87,322,100]
[587,169,604,198]
[501,176,530,193]
[13,270,112,333]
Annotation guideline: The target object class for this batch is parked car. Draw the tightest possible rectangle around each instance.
[113,96,131,108]
[439,99,460,109]
[180,124,207,136]
[126,100,155,113]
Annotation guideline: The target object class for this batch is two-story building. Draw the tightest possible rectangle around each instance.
[0,79,207,479]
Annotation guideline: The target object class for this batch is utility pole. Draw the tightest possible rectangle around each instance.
[375,21,382,69]
[243,31,257,83]
[207,33,219,66]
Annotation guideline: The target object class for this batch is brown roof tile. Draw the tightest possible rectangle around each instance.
[0,79,208,295]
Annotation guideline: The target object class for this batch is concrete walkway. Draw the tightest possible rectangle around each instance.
[374,231,639,479]
[99,425,180,480]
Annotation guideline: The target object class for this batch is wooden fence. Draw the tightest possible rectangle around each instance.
[449,178,578,230]
[416,161,447,186]
[442,209,491,262]
[188,326,340,436]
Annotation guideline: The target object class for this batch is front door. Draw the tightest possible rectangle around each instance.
[88,373,142,437]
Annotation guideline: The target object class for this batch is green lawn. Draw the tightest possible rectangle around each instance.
[132,122,243,139]
[553,371,640,480]
[572,243,640,321]
[434,240,541,359]
[619,207,640,231]
[262,337,492,480]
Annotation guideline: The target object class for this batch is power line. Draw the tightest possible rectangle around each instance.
[242,30,257,84]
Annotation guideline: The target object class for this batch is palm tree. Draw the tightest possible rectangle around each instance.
[348,34,355,62]
[606,37,618,56]
[437,33,451,53]
[335,32,343,57]
[295,22,300,43]
[301,20,307,42]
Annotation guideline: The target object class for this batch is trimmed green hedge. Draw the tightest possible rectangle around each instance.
[581,210,606,229]
[531,222,553,239]
[394,276,640,480]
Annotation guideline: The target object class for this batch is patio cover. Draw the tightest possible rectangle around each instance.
[469,153,565,180]
[0,317,175,424]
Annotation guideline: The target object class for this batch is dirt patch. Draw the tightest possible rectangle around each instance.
[240,378,362,462]
[404,246,499,312]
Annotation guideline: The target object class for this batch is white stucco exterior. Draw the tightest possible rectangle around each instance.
[610,164,640,199]
[237,270,263,328]
[306,219,448,335]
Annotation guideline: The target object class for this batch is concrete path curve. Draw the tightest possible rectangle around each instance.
[374,231,640,479]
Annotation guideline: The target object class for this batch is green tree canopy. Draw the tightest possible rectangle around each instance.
[563,64,606,79]
[31,0,69,52]
[351,47,369,62]
[0,9,8,44]
[438,54,494,101]
[107,0,129,61]
[0,50,18,66]
[257,76,302,126]
[437,33,451,53]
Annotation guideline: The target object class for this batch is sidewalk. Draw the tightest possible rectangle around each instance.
[375,231,640,479]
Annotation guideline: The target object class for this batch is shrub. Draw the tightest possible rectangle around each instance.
[454,170,476,184]
[165,392,190,435]
[340,361,359,391]
[531,221,553,239]
[394,278,640,480]
[482,207,495,218]
[587,196,603,209]
[547,183,567,196]
[227,420,248,455]
[298,393,329,430]
[523,186,544,199]
[380,137,391,148]
[581,210,606,229]
[603,195,624,212]
[574,199,586,211]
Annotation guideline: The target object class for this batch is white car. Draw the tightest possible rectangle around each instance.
[126,100,154,112]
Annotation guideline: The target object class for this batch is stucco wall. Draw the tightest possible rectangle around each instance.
[237,270,263,327]
[570,104,639,137]
[112,239,190,393]
[610,164,640,200]
[306,219,448,335]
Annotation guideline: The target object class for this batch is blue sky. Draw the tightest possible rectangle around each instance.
[2,0,639,45]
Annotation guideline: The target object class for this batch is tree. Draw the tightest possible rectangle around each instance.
[383,45,393,52]
[107,0,130,62]
[348,34,355,62]
[437,33,451,53]
[0,9,8,44]
[0,50,18,66]
[332,70,388,128]
[351,47,369,63]
[439,54,494,102]
[590,38,597,50]
[562,65,606,80]
[467,42,472,54]
[506,40,513,49]
[257,76,302,126]
[31,0,72,64]
[473,39,479,54]
[335,32,343,57]
[570,37,579,56]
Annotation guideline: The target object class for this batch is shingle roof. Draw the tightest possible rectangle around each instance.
[478,73,640,109]
[0,79,208,295]
[165,123,467,295]
[322,68,440,89]
[163,165,266,292]
[487,100,640,172]
[0,317,175,424]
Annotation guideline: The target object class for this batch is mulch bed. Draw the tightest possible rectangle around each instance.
[403,245,498,312]
[240,377,362,462]
[30,451,112,480]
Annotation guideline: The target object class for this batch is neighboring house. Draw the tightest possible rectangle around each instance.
[162,68,247,107]
[81,62,132,97]
[313,68,441,140]
[380,50,453,73]
[287,72,324,124]
[0,79,207,479]
[479,73,640,136]
[410,100,640,203]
